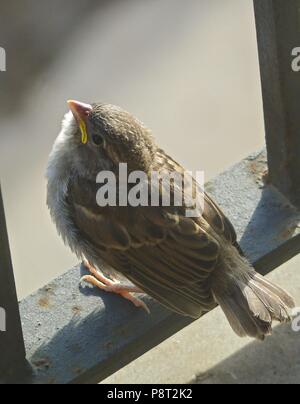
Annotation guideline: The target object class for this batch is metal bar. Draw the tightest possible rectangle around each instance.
[0,185,27,380]
[13,150,300,384]
[253,0,300,207]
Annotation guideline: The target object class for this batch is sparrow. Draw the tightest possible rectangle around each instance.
[47,100,295,340]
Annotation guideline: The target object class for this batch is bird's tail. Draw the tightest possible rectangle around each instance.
[212,254,295,340]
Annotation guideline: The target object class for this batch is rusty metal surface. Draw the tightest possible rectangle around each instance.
[11,150,300,384]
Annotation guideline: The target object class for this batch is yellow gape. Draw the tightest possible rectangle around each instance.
[80,120,88,144]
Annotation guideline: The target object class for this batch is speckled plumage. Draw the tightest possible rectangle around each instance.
[47,102,295,339]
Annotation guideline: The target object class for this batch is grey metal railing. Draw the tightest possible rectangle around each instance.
[254,0,300,208]
[0,0,300,384]
[0,186,26,378]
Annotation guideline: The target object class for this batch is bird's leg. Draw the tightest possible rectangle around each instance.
[81,260,150,314]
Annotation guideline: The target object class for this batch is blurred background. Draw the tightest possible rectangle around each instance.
[0,0,264,299]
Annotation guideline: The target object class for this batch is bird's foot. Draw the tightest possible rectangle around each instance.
[80,260,150,314]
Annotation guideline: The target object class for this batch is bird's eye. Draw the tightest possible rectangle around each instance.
[92,134,104,146]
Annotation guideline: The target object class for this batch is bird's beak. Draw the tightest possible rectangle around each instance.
[67,100,92,144]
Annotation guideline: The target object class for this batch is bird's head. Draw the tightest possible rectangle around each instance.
[55,100,157,177]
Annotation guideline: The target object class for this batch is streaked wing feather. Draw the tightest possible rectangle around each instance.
[67,150,237,316]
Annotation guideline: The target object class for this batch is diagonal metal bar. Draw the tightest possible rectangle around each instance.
[254,0,300,208]
[0,185,27,380]
[11,150,300,384]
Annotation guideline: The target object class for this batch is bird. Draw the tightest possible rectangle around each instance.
[47,100,295,340]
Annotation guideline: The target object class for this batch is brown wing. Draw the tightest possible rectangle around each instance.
[155,149,237,245]
[67,150,237,317]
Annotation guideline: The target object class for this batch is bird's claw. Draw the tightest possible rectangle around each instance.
[80,261,150,314]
